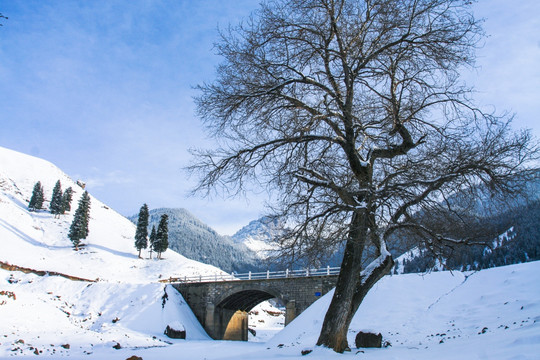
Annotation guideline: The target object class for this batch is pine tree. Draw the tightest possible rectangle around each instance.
[61,187,73,214]
[28,181,44,211]
[49,180,63,217]
[134,203,149,258]
[149,225,157,259]
[154,214,169,259]
[68,191,91,251]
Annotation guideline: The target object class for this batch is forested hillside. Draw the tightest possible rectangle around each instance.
[130,208,264,273]
[398,199,540,274]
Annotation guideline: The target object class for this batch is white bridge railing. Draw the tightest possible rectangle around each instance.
[162,266,341,284]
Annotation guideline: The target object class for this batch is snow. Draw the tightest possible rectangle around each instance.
[232,217,283,257]
[0,145,226,283]
[268,263,540,359]
[248,301,285,343]
[0,271,209,357]
[1,145,540,359]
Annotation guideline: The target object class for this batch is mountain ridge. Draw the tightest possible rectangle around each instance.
[129,207,266,273]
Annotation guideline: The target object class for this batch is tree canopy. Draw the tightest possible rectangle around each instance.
[192,0,538,352]
[68,191,91,251]
[28,181,44,211]
[154,214,169,259]
[49,180,63,217]
[135,203,149,258]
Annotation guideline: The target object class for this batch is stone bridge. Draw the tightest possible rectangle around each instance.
[171,269,339,341]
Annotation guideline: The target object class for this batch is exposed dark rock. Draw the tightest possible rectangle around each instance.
[113,343,122,350]
[164,325,186,339]
[355,331,382,348]
[126,356,143,360]
[301,349,313,355]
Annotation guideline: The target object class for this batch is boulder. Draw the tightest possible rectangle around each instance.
[164,325,186,339]
[355,331,382,348]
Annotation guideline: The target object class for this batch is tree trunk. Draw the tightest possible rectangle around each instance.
[316,213,394,353]
[316,213,366,352]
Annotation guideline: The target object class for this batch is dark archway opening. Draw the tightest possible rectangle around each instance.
[217,289,285,341]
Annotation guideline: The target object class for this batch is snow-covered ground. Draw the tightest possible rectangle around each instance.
[0,146,227,283]
[2,262,538,359]
[248,300,285,343]
[1,146,539,359]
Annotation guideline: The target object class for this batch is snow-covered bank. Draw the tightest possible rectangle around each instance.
[2,261,539,359]
[0,270,208,358]
[268,261,540,359]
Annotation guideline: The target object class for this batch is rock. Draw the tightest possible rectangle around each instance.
[113,343,122,350]
[301,349,313,355]
[248,328,256,337]
[112,317,120,323]
[126,356,143,360]
[355,331,382,348]
[60,344,70,349]
[164,325,186,339]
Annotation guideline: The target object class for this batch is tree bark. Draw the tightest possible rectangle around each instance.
[316,213,366,352]
[316,213,394,352]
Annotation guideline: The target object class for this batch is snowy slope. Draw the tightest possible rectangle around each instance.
[268,262,540,359]
[0,146,223,356]
[0,270,209,357]
[0,146,226,283]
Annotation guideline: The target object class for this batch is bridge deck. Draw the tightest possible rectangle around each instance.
[161,266,340,284]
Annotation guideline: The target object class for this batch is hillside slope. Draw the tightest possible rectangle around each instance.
[0,146,226,283]
[268,261,540,360]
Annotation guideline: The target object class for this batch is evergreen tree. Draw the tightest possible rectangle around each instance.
[154,214,169,259]
[149,225,157,259]
[49,180,63,217]
[68,191,91,250]
[134,203,149,258]
[28,181,44,211]
[60,187,73,214]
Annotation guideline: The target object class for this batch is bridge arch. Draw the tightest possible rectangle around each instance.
[172,274,338,341]
[214,288,288,341]
[216,287,287,312]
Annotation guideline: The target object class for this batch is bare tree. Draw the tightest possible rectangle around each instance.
[191,0,538,352]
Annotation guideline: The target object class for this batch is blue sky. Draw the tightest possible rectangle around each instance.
[0,0,539,235]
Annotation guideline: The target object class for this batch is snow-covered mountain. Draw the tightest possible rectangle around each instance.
[129,208,263,273]
[232,216,285,258]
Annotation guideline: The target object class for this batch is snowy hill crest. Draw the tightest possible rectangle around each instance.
[0,146,225,283]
